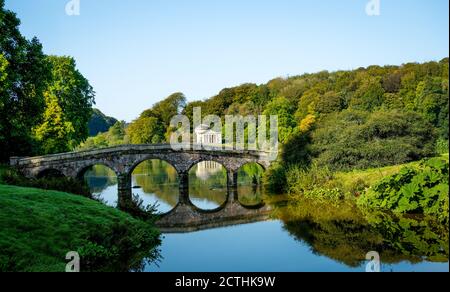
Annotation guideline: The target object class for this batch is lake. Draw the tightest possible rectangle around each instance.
[83,161,449,272]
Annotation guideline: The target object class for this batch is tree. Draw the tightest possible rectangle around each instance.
[152,92,186,127]
[414,77,449,139]
[33,93,75,154]
[127,117,165,144]
[350,77,385,111]
[315,91,345,114]
[0,1,51,161]
[0,53,7,85]
[263,96,296,144]
[42,56,95,146]
[77,121,127,151]
[311,109,436,171]
[183,101,205,120]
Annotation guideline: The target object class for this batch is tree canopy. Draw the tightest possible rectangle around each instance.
[0,0,51,160]
[0,2,95,160]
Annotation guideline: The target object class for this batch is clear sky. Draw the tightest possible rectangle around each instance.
[4,0,449,122]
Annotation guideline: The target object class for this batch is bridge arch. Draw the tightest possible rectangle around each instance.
[129,158,181,214]
[127,155,180,176]
[237,161,267,175]
[76,162,120,180]
[187,157,232,173]
[236,162,266,182]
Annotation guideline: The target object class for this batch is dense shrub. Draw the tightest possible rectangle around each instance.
[281,130,312,166]
[311,109,436,171]
[120,194,161,223]
[358,158,449,224]
[0,168,91,198]
[436,138,449,155]
[287,164,335,194]
[263,163,287,193]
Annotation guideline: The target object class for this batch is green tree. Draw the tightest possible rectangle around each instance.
[0,0,51,161]
[152,92,186,127]
[0,53,7,84]
[263,96,297,144]
[350,76,385,111]
[33,93,75,154]
[311,109,436,171]
[127,117,165,144]
[42,56,95,147]
[414,77,449,139]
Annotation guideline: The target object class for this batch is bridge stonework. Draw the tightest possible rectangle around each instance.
[10,144,273,208]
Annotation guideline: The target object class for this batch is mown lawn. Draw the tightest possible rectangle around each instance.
[0,184,160,272]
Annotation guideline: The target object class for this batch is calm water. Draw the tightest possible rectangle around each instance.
[83,161,449,272]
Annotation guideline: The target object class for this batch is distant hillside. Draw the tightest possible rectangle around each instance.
[81,59,448,172]
[88,109,118,136]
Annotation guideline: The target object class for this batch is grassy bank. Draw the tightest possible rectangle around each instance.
[0,184,160,272]
[284,154,449,198]
[283,155,449,224]
[335,154,449,195]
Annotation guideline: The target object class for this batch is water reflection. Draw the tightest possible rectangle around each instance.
[83,165,118,206]
[132,160,179,213]
[84,162,265,213]
[237,163,264,206]
[84,164,449,272]
[275,198,449,270]
[189,161,228,210]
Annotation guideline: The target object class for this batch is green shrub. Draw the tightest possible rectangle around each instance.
[285,164,349,205]
[311,109,437,171]
[263,163,287,193]
[120,194,161,223]
[286,164,336,195]
[358,158,449,224]
[436,138,449,155]
[0,168,91,198]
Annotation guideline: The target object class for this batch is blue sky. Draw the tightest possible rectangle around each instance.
[4,0,449,122]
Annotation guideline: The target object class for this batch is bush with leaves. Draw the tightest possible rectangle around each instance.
[311,109,436,171]
[0,168,91,198]
[358,158,449,224]
[263,163,287,193]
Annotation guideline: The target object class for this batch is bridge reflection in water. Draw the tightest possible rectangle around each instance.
[81,160,270,231]
[156,187,272,233]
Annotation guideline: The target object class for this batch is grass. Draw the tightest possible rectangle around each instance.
[0,184,160,272]
[334,154,449,196]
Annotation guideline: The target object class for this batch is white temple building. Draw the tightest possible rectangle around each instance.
[194,124,222,146]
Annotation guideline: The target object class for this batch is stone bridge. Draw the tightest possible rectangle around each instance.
[10,144,274,207]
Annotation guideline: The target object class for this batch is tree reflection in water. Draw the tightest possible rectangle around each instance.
[275,198,449,268]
